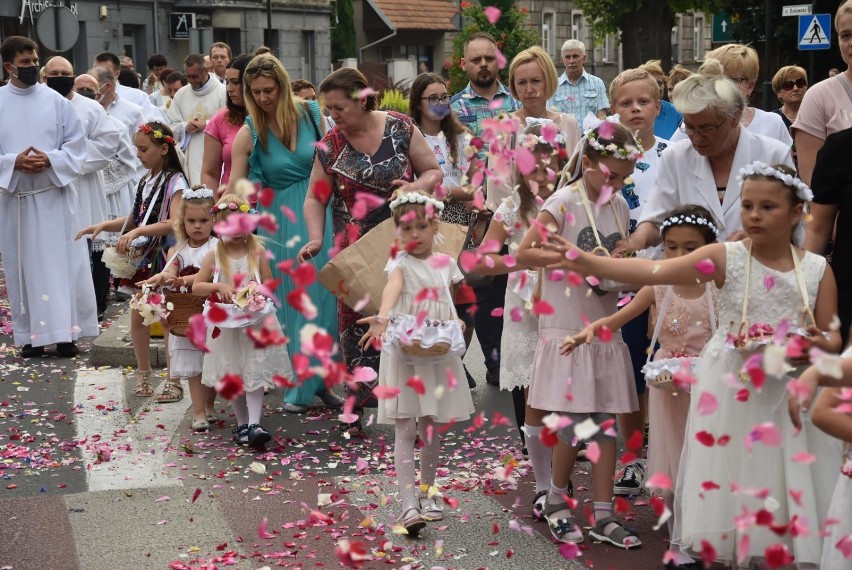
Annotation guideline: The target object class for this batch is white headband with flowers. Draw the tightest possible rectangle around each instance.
[737,161,813,202]
[581,113,644,160]
[389,192,445,213]
[182,186,215,200]
[521,117,566,147]
[659,213,720,238]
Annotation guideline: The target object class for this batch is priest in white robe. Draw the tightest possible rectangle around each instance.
[0,36,98,357]
[167,53,226,185]
[44,57,121,319]
[92,51,167,123]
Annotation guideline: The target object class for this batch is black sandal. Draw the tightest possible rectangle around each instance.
[337,419,364,436]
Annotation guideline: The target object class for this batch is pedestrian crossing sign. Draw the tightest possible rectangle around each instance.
[798,14,831,50]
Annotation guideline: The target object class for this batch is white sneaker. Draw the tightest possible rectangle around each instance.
[613,460,646,496]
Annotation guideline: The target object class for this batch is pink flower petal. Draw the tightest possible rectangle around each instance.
[514,145,536,175]
[792,451,816,464]
[258,516,275,539]
[645,471,673,490]
[584,440,600,463]
[372,385,401,399]
[694,258,715,275]
[696,391,719,416]
[483,5,501,23]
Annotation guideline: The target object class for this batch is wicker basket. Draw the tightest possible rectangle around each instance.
[165,291,205,336]
[399,340,451,357]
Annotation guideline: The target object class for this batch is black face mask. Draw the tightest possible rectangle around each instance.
[13,64,39,86]
[76,88,96,99]
[46,75,75,96]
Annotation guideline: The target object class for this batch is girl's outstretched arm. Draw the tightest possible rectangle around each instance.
[812,388,852,442]
[357,266,404,348]
[137,245,180,287]
[515,210,564,269]
[474,219,530,275]
[192,250,233,299]
[561,285,656,354]
[542,235,727,289]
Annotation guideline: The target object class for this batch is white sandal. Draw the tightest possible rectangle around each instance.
[419,497,444,521]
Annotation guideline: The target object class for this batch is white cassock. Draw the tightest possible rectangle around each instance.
[104,95,147,205]
[167,77,226,185]
[69,93,120,232]
[0,83,98,347]
[638,128,794,239]
[116,83,167,123]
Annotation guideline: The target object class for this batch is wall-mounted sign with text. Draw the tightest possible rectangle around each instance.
[20,0,78,25]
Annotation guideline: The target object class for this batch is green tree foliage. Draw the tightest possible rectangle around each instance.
[571,0,721,70]
[448,1,541,94]
[331,0,356,62]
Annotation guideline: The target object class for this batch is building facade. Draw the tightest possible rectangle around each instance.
[1,0,333,84]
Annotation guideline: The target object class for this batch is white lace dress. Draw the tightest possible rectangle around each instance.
[495,195,539,391]
[672,241,841,567]
[201,255,293,392]
[168,239,217,379]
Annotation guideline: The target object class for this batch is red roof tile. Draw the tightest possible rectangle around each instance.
[372,0,458,31]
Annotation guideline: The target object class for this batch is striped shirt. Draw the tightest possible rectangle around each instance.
[548,70,609,123]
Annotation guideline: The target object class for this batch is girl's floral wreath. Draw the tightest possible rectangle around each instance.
[138,123,176,146]
[183,186,215,200]
[211,202,258,215]
[737,161,813,202]
[389,192,445,214]
[581,113,644,160]
[520,117,567,148]
[659,213,720,238]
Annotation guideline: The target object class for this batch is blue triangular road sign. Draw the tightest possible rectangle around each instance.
[799,14,831,50]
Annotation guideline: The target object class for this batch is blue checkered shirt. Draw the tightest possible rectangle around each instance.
[547,70,609,123]
[450,82,519,138]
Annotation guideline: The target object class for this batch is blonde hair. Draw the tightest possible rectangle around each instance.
[212,193,265,284]
[771,65,807,94]
[667,64,692,89]
[173,186,215,243]
[243,55,299,152]
[837,0,852,30]
[609,68,661,103]
[671,58,745,118]
[509,46,559,101]
[639,59,665,77]
[706,44,759,83]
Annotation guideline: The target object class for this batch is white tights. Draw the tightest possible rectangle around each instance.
[394,417,440,512]
[233,388,264,426]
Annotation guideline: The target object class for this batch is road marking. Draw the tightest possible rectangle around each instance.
[74,368,189,492]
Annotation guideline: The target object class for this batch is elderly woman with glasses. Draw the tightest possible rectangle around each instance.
[771,66,808,130]
[229,54,344,414]
[297,67,442,435]
[615,58,794,252]
[670,44,791,146]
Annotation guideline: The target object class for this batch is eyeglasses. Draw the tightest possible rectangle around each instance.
[781,78,807,90]
[421,94,450,105]
[678,118,727,137]
[727,76,750,86]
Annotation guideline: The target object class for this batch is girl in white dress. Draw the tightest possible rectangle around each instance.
[475,121,566,520]
[545,162,841,567]
[358,192,475,535]
[141,186,218,429]
[193,193,293,448]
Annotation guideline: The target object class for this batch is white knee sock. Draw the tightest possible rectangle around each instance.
[394,418,419,511]
[417,419,440,490]
[245,388,264,425]
[523,424,552,494]
[232,393,248,426]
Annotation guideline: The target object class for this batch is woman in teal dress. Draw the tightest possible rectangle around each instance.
[229,55,341,413]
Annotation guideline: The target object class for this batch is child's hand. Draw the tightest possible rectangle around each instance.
[138,273,165,288]
[297,240,322,263]
[803,325,834,352]
[356,315,388,349]
[788,368,820,430]
[218,283,236,300]
[168,275,192,290]
[115,229,139,254]
[76,223,102,241]
[560,327,594,355]
[540,234,580,268]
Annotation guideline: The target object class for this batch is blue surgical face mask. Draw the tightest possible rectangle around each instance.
[427,103,451,120]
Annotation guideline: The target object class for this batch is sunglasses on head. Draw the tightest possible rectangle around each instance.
[781,78,807,90]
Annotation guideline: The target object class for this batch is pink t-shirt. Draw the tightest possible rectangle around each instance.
[203,108,243,185]
[791,74,852,141]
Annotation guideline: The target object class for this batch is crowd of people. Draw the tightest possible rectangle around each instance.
[1,0,852,565]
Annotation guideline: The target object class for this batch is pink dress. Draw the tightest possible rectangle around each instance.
[203,108,241,185]
[528,183,638,414]
[646,285,715,497]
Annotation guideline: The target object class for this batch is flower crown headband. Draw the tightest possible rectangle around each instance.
[737,161,813,202]
[521,117,567,147]
[138,124,176,146]
[659,213,720,238]
[211,201,258,215]
[389,192,445,214]
[581,113,644,160]
[183,187,215,200]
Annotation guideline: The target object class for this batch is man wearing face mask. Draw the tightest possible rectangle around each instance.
[44,56,121,320]
[93,51,166,123]
[0,37,96,358]
[166,53,226,185]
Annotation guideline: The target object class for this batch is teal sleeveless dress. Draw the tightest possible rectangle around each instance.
[246,100,337,405]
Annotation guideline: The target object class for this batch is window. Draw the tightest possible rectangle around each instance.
[571,11,583,41]
[542,10,556,59]
[602,34,616,62]
[671,26,679,63]
[693,16,705,60]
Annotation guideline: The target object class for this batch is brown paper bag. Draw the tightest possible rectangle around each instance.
[317,219,468,315]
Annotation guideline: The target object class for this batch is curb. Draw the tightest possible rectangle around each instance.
[90,310,167,368]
